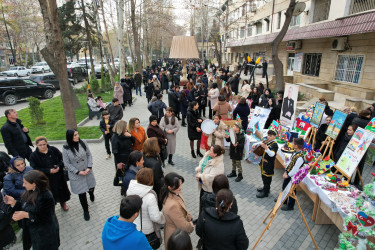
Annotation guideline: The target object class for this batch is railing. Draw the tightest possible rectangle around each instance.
[350,0,375,15]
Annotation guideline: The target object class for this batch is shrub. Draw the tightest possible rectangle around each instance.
[89,73,100,93]
[74,82,89,94]
[26,97,45,124]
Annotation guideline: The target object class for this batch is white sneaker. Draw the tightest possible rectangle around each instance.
[106,154,111,159]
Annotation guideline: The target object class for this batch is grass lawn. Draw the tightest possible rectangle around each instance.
[0,91,114,143]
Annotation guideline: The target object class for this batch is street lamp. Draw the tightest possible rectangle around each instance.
[83,47,91,93]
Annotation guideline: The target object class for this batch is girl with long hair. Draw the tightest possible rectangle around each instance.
[128,117,147,151]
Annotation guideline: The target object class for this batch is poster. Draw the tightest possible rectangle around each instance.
[294,52,303,73]
[310,102,326,128]
[248,106,271,133]
[325,110,347,140]
[336,127,375,178]
[280,83,299,129]
[365,143,375,166]
[295,118,311,132]
[366,118,375,133]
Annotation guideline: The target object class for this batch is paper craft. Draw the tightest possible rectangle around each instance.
[310,102,326,128]
[295,118,311,132]
[336,127,375,178]
[247,106,271,133]
[325,110,347,140]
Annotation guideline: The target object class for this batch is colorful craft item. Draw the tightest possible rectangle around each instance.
[236,114,241,120]
[346,221,359,236]
[254,121,260,131]
[296,118,312,132]
[357,211,375,227]
[365,117,375,133]
[291,164,310,185]
[316,158,335,175]
[326,173,339,183]
[337,180,349,188]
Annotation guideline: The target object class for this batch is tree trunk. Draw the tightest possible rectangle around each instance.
[131,0,142,72]
[37,0,77,129]
[117,0,126,78]
[271,0,296,91]
[80,0,95,72]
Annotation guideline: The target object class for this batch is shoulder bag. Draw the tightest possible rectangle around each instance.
[140,206,161,249]
[113,168,125,186]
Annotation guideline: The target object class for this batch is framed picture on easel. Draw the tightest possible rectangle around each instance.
[325,110,347,140]
[310,102,325,128]
[336,127,375,179]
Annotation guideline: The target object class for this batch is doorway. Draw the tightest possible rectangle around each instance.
[287,53,295,76]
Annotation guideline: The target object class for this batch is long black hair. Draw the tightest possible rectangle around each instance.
[21,170,50,205]
[63,128,86,155]
[216,189,234,219]
[159,172,184,205]
[167,229,193,250]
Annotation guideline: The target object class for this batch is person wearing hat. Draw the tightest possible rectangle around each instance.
[147,115,168,167]
[252,129,278,198]
[225,123,245,182]
[152,75,161,93]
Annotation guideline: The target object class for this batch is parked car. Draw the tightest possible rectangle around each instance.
[94,64,108,79]
[2,66,31,77]
[29,73,74,90]
[0,78,56,105]
[77,57,95,68]
[31,62,50,73]
[67,65,88,84]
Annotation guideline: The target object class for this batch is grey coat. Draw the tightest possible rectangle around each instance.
[62,141,96,194]
[159,116,180,155]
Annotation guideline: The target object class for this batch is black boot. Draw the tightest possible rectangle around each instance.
[256,190,269,198]
[83,210,90,221]
[257,187,264,192]
[168,154,175,165]
[79,193,90,221]
[182,118,186,127]
[235,173,243,182]
[227,171,237,178]
[89,189,95,202]
[196,150,203,157]
[191,150,196,158]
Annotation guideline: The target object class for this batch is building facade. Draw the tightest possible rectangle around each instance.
[223,0,375,108]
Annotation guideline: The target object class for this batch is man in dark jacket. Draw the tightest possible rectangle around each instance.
[225,123,245,182]
[168,85,180,120]
[230,74,240,95]
[147,94,167,123]
[107,98,123,121]
[173,71,180,86]
[133,70,143,96]
[1,109,33,160]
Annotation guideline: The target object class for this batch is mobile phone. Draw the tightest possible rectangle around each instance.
[1,191,7,203]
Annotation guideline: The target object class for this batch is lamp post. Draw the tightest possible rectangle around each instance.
[83,48,91,93]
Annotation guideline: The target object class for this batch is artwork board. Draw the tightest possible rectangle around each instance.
[310,102,326,128]
[366,118,375,133]
[325,110,347,140]
[280,83,299,129]
[247,106,271,133]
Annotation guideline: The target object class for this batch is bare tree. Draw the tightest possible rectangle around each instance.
[271,0,296,91]
[37,0,77,129]
[80,0,95,71]
[130,0,142,72]
[117,0,126,78]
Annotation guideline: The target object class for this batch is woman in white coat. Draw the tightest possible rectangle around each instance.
[127,168,165,249]
[195,145,225,217]
[159,107,180,165]
[207,83,220,119]
[240,80,251,99]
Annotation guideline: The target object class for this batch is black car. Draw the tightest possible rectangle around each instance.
[67,65,88,84]
[0,78,56,105]
[30,73,74,90]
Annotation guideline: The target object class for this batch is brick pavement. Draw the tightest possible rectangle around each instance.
[6,90,374,250]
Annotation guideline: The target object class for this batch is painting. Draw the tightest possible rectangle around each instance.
[325,110,347,140]
[366,118,375,133]
[310,102,326,128]
[280,83,299,129]
[336,127,375,178]
[247,106,271,133]
[365,143,375,166]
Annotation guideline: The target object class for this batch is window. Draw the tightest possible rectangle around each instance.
[350,0,375,15]
[303,53,322,76]
[265,17,270,31]
[256,22,262,35]
[290,14,300,27]
[240,26,245,38]
[247,24,253,36]
[334,55,364,84]
[277,12,281,29]
[24,79,37,86]
[242,4,246,16]
[312,0,331,23]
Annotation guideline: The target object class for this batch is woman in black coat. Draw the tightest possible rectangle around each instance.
[264,98,280,129]
[29,136,71,211]
[5,170,60,250]
[143,137,164,209]
[196,189,249,250]
[334,124,357,161]
[161,73,169,93]
[147,115,168,166]
[145,80,154,103]
[249,87,260,109]
[0,188,16,249]
[187,101,203,158]
[233,97,250,131]
[111,120,135,169]
[315,116,332,151]
[198,84,208,117]
[179,91,189,127]
[259,88,273,107]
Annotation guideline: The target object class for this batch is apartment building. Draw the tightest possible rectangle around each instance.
[223,0,375,108]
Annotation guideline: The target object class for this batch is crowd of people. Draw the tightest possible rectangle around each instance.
[0,57,374,250]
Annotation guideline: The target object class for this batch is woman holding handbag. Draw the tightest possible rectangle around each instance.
[29,136,71,211]
[147,115,168,167]
[127,168,165,249]
[159,107,180,166]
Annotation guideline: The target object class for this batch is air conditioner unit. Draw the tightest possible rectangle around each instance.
[331,37,347,51]
[250,4,257,12]
[286,40,302,50]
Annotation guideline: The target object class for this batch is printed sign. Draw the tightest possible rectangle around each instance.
[310,102,326,128]
[325,110,347,140]
[294,53,303,73]
[280,83,299,129]
[247,106,271,133]
[336,127,375,178]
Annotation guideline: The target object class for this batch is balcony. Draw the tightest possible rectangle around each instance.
[350,0,375,15]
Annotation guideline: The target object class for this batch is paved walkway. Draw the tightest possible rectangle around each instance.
[7,90,374,249]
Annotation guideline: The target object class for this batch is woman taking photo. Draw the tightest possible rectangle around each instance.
[29,136,71,211]
[62,129,96,221]
[112,120,135,169]
[129,117,147,151]
[195,145,225,214]
[3,156,32,200]
[213,95,232,119]
[147,115,168,166]
[187,101,203,158]
[5,170,60,250]
[126,168,165,249]
[196,189,249,250]
[206,115,227,148]
[161,172,194,249]
[207,83,220,119]
[233,97,250,131]
[160,107,180,165]
[143,138,164,208]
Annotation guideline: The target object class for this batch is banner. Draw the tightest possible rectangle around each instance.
[280,83,299,129]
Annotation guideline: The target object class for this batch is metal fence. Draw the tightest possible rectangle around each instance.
[334,55,364,84]
[350,0,375,15]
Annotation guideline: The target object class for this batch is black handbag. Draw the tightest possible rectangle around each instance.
[141,209,161,249]
[63,168,69,182]
[160,144,168,162]
[113,168,125,186]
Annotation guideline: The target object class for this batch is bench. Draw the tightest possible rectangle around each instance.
[87,103,101,120]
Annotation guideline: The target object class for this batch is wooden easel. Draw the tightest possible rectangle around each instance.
[252,183,319,250]
[319,136,335,160]
[334,165,364,187]
[307,127,317,149]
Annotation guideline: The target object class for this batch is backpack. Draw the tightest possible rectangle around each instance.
[151,102,161,117]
